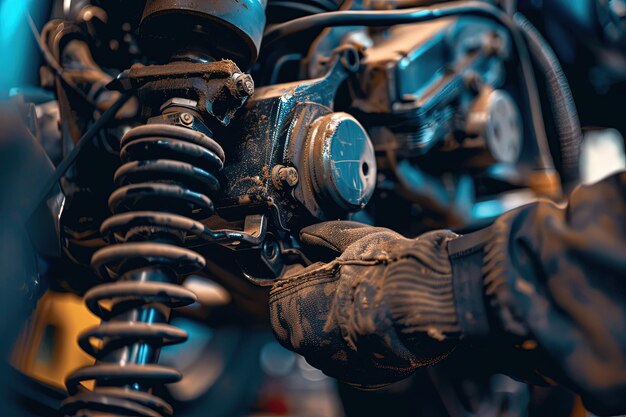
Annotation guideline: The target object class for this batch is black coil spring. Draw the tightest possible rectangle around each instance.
[61,123,225,417]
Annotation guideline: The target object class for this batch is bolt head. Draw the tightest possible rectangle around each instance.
[282,167,299,187]
[236,74,255,97]
[180,113,194,126]
[272,165,299,189]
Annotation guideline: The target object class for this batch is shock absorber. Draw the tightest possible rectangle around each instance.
[61,112,225,417]
[61,65,254,416]
[60,1,263,414]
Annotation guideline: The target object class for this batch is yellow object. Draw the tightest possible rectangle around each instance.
[12,291,99,391]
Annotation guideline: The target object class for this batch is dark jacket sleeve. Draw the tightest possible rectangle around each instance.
[450,171,626,416]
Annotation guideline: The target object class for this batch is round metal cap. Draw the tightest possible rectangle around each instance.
[307,113,377,212]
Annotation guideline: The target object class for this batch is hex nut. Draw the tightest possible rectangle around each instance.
[180,113,194,126]
[272,165,299,190]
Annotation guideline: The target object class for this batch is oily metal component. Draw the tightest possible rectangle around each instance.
[217,48,368,227]
[112,60,254,125]
[140,0,268,69]
[306,113,377,212]
[64,46,257,415]
[51,3,288,405]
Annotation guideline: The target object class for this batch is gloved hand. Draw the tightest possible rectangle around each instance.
[270,173,626,416]
[269,221,461,388]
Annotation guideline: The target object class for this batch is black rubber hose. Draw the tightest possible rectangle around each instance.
[262,1,555,172]
[514,13,582,184]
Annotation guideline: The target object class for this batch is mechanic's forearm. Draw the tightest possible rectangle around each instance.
[270,173,626,413]
[449,172,626,415]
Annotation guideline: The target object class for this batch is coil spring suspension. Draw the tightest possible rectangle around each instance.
[62,122,225,417]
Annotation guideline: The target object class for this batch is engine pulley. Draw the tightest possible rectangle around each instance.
[466,88,523,164]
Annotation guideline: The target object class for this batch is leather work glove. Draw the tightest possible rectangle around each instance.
[270,172,626,416]
[269,222,462,388]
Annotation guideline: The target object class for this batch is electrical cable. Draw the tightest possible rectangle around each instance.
[28,92,132,222]
[261,1,555,171]
[375,0,451,8]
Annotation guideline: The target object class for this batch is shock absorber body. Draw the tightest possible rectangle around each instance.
[61,1,264,414]
[62,109,228,417]
[62,67,253,416]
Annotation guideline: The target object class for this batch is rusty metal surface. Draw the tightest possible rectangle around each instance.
[217,49,372,231]
[113,60,252,125]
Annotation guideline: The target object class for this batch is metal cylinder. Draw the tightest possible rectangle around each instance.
[140,0,267,69]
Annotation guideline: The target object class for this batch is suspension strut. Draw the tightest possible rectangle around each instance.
[60,1,264,414]
[60,60,255,417]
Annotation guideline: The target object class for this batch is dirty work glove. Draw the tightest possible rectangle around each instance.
[269,222,461,388]
[270,172,626,416]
